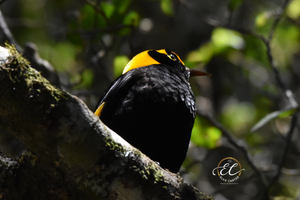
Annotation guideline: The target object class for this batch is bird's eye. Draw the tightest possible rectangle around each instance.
[167,53,177,61]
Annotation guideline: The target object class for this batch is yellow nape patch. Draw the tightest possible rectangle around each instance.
[95,102,106,116]
[122,49,167,74]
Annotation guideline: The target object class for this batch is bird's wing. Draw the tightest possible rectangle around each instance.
[94,70,136,116]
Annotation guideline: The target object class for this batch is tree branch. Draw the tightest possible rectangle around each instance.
[0,10,22,52]
[0,45,213,200]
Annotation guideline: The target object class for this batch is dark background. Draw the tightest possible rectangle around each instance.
[1,0,300,199]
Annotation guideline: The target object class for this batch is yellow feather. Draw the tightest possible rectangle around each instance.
[95,102,105,116]
[122,49,170,74]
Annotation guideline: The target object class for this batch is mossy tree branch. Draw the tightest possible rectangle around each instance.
[0,45,213,200]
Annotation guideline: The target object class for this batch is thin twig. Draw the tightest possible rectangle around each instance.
[268,0,291,41]
[263,114,298,198]
[84,0,111,25]
[262,0,298,108]
[243,31,298,108]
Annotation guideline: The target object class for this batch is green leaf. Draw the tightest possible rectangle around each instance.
[255,12,267,28]
[211,27,244,53]
[160,0,174,16]
[228,0,243,12]
[81,4,96,30]
[206,127,222,148]
[272,24,300,68]
[101,2,115,19]
[114,55,129,77]
[287,0,300,19]
[278,107,298,118]
[250,107,299,132]
[186,42,214,64]
[123,11,139,26]
[113,0,132,14]
[191,117,222,149]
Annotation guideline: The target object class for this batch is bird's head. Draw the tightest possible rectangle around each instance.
[122,49,210,79]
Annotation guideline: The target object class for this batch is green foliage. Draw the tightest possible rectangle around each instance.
[38,42,80,73]
[272,23,300,68]
[185,28,244,68]
[228,0,243,12]
[191,117,221,149]
[81,5,99,30]
[255,12,269,28]
[186,42,214,65]
[75,69,94,89]
[123,11,139,26]
[160,0,174,16]
[114,55,129,77]
[101,2,115,18]
[185,27,245,71]
[211,28,244,53]
[114,0,132,14]
[242,35,269,66]
[286,0,300,19]
[221,101,256,135]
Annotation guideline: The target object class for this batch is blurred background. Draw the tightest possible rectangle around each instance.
[0,0,300,199]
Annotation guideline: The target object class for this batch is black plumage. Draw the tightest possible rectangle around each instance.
[95,49,209,172]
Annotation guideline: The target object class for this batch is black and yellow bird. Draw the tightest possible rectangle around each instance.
[95,49,210,173]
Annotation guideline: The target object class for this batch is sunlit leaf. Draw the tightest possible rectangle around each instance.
[191,117,222,149]
[160,0,174,16]
[250,107,298,132]
[255,12,267,28]
[206,127,222,148]
[287,0,300,19]
[114,55,129,77]
[186,42,214,64]
[212,28,244,53]
[278,107,299,118]
[101,2,115,19]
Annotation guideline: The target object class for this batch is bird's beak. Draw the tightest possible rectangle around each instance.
[186,67,211,77]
